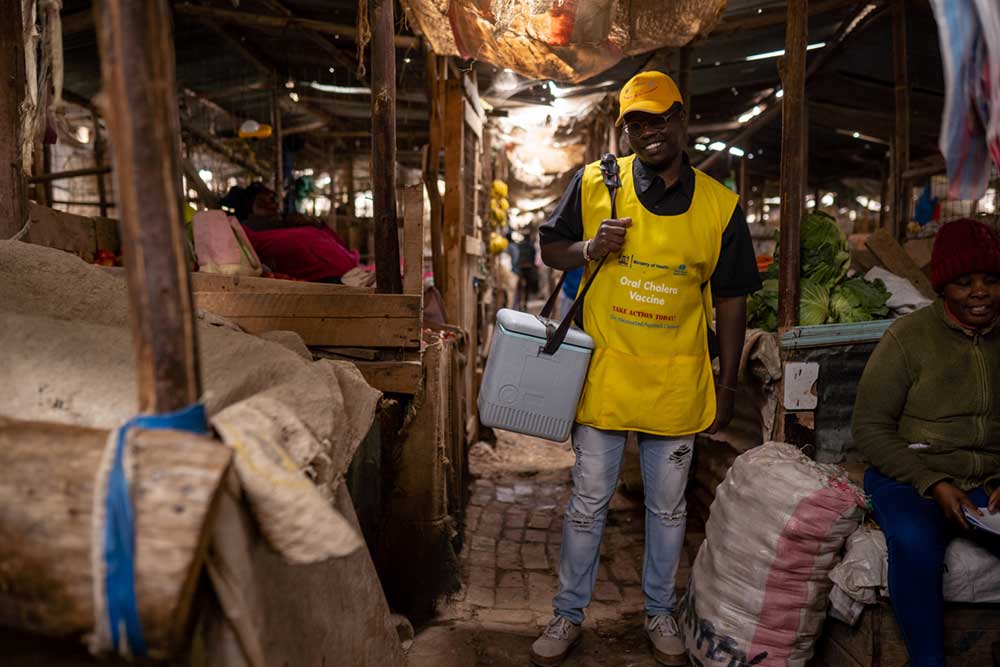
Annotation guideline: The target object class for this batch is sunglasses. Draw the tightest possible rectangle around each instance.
[622,107,683,136]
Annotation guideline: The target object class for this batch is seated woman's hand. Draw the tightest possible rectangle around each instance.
[930,481,981,530]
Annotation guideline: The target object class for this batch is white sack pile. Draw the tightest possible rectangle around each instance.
[828,526,1000,624]
[682,441,866,667]
[0,240,381,562]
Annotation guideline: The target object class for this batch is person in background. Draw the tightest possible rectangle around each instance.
[515,225,540,311]
[853,218,1000,667]
[221,183,360,283]
[531,71,760,667]
[558,265,584,321]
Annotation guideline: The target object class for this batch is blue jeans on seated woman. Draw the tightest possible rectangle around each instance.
[865,467,1000,667]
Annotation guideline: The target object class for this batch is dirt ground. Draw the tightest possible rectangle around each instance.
[407,429,703,667]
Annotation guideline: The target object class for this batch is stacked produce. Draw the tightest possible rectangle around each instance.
[747,211,890,331]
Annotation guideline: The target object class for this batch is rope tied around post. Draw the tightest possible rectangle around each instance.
[89,403,208,657]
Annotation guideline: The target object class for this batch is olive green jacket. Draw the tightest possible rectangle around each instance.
[853,300,1000,496]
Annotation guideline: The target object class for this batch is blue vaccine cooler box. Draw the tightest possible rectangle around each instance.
[478,308,594,442]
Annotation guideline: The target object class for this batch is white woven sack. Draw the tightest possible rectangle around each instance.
[682,441,865,667]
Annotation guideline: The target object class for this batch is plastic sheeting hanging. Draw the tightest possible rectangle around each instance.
[401,0,726,83]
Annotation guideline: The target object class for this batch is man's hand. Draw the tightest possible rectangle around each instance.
[704,385,736,434]
[589,218,632,260]
[930,481,980,530]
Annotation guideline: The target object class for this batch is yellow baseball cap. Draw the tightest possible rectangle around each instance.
[616,71,683,126]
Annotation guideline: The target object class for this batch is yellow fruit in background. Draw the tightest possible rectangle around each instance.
[491,179,508,198]
[489,232,509,254]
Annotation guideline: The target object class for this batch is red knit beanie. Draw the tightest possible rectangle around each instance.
[930,218,1000,293]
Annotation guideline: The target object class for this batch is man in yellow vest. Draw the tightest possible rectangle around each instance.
[530,71,761,666]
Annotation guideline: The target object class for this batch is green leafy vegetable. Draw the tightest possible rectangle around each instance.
[746,213,891,331]
[747,279,778,331]
[799,279,831,326]
[800,211,851,288]
[829,277,891,323]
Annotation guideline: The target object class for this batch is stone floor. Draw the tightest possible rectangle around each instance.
[407,430,704,666]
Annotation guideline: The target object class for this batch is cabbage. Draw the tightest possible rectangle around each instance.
[800,211,851,288]
[829,277,891,324]
[799,279,831,326]
[746,213,890,330]
[767,211,850,287]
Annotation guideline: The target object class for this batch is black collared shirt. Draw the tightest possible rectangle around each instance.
[540,154,762,298]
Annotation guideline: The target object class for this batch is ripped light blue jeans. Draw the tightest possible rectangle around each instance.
[553,424,694,624]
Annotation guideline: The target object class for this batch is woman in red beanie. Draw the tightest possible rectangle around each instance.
[853,218,1000,666]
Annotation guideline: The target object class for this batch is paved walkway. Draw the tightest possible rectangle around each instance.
[408,431,703,666]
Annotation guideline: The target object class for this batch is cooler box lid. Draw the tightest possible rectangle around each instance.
[495,308,594,351]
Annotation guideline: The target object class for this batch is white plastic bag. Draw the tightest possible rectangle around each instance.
[682,442,865,667]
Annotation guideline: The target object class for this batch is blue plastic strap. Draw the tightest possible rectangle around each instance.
[104,403,208,656]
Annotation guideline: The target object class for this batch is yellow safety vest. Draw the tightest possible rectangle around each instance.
[575,154,738,435]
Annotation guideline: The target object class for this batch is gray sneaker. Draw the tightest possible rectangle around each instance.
[645,614,687,666]
[530,615,582,666]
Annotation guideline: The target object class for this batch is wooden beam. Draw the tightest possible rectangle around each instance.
[93,111,110,217]
[195,18,342,134]
[25,202,120,262]
[350,360,422,394]
[94,0,202,413]
[183,123,268,177]
[442,76,466,326]
[371,0,402,295]
[283,120,327,136]
[181,156,219,208]
[865,228,936,299]
[255,0,356,74]
[226,316,421,347]
[902,154,945,181]
[193,292,421,318]
[777,0,808,331]
[402,185,425,296]
[891,0,910,240]
[28,165,113,184]
[697,1,887,172]
[711,0,858,36]
[0,417,231,657]
[0,0,26,239]
[423,52,447,299]
[173,3,420,49]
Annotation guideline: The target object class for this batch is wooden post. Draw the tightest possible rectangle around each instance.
[371,0,403,294]
[94,0,201,413]
[777,0,808,331]
[442,76,466,326]
[697,1,886,174]
[891,0,910,241]
[423,51,447,297]
[0,0,26,239]
[93,111,110,217]
[271,78,284,207]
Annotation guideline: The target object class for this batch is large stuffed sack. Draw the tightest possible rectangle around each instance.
[682,442,865,667]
